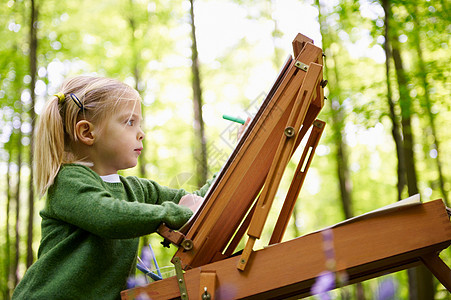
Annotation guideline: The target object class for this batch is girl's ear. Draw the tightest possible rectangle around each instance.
[75,120,96,146]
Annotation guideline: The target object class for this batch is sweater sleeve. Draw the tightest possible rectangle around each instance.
[134,173,217,205]
[46,165,193,239]
[192,174,217,197]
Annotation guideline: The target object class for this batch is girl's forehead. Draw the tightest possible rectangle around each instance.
[115,99,141,112]
[112,99,142,119]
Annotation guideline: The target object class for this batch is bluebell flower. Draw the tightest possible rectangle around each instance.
[140,245,152,270]
[126,275,148,289]
[311,270,335,299]
[135,292,151,300]
[376,277,397,300]
[126,276,136,289]
[321,229,335,261]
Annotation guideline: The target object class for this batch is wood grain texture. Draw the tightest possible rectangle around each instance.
[122,200,451,299]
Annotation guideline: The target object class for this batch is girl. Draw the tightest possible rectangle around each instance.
[13,76,213,299]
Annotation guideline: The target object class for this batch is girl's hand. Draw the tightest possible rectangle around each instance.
[179,194,204,213]
[237,117,251,140]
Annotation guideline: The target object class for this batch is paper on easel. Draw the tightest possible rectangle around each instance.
[306,194,422,235]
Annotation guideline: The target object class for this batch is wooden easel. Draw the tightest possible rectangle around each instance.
[163,33,326,272]
[237,58,324,270]
[122,199,451,299]
[121,33,451,299]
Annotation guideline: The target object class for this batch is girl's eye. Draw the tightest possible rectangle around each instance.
[127,120,134,126]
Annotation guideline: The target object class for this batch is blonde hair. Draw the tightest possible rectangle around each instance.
[34,76,141,196]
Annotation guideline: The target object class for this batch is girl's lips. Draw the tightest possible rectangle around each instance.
[135,148,143,154]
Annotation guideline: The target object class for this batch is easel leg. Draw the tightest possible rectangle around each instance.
[237,236,256,271]
[420,252,451,291]
[269,120,325,245]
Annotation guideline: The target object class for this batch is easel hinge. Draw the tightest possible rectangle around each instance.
[295,60,309,71]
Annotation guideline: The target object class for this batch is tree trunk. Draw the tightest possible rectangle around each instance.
[392,46,418,195]
[26,0,38,269]
[14,114,23,287]
[392,33,435,300]
[127,0,147,179]
[382,0,406,201]
[335,127,353,219]
[316,0,353,221]
[189,0,208,187]
[328,37,353,220]
[291,206,301,238]
[316,1,362,298]
[411,5,449,206]
[127,0,150,250]
[4,149,13,299]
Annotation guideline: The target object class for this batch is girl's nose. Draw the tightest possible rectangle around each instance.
[138,128,145,140]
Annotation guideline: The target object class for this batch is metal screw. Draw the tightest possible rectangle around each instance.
[284,126,295,138]
[181,239,193,251]
[202,287,211,300]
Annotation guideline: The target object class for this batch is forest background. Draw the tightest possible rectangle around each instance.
[0,0,449,299]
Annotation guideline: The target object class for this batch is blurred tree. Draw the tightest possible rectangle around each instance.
[189,0,208,187]
[126,0,148,180]
[26,0,38,269]
[381,0,406,201]
[13,94,23,289]
[317,0,353,226]
[409,3,449,206]
[4,144,13,299]
[316,0,361,298]
[390,2,434,298]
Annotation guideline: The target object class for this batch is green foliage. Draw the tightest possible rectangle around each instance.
[0,0,450,298]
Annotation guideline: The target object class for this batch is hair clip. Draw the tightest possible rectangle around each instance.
[54,92,66,104]
[69,93,84,111]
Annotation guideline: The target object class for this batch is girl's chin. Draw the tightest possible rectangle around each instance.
[118,162,138,171]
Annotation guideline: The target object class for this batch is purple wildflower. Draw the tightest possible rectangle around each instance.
[140,246,152,270]
[321,229,335,268]
[136,292,151,300]
[126,275,148,289]
[216,283,238,299]
[376,277,397,300]
[126,276,137,289]
[311,270,335,299]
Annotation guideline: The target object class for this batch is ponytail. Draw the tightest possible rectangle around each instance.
[34,97,65,196]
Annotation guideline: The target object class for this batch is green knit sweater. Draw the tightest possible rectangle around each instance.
[12,164,214,299]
